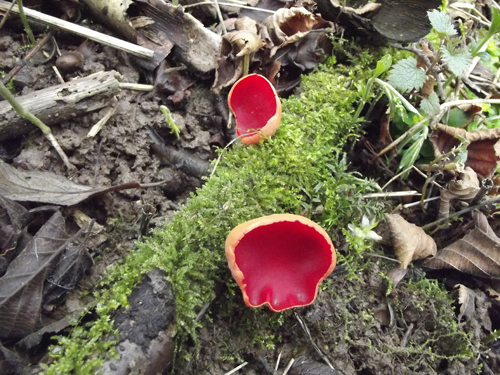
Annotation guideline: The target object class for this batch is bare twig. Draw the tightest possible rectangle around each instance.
[2,30,54,85]
[421,196,500,232]
[294,312,335,370]
[0,0,15,30]
[0,80,75,171]
[87,98,119,137]
[363,191,421,198]
[377,117,428,157]
[224,362,248,375]
[0,0,154,59]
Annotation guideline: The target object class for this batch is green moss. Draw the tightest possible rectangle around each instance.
[45,57,384,372]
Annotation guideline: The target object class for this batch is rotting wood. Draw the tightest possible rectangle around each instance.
[0,0,154,59]
[0,71,122,141]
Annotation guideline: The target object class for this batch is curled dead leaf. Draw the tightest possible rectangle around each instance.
[454,284,475,322]
[262,7,318,56]
[423,212,500,278]
[386,267,408,289]
[431,124,500,177]
[438,167,480,218]
[386,214,437,269]
[226,31,265,57]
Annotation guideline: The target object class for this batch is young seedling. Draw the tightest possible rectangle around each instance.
[159,105,181,138]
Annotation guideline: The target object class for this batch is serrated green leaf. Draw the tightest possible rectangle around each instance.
[420,92,440,116]
[441,46,472,76]
[428,10,456,36]
[387,57,427,93]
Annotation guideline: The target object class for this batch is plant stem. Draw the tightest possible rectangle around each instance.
[16,0,35,44]
[242,54,250,77]
[421,195,500,232]
[0,80,76,171]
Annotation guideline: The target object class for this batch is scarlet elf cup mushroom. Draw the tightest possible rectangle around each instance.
[228,74,282,145]
[225,214,336,312]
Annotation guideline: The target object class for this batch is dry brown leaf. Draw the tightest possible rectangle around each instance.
[431,124,500,177]
[0,160,165,206]
[424,212,500,278]
[262,7,318,56]
[455,284,476,321]
[386,214,437,269]
[386,267,408,289]
[226,31,265,57]
[438,167,480,218]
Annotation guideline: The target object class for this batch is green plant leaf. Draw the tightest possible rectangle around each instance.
[387,57,427,93]
[428,10,456,36]
[373,54,392,78]
[489,7,500,36]
[375,78,421,116]
[420,92,440,116]
[398,127,429,177]
[441,46,472,76]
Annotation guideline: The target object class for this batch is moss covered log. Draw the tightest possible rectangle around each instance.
[45,57,477,373]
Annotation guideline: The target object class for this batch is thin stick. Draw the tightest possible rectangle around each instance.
[402,196,440,209]
[274,351,282,373]
[377,118,428,157]
[224,362,248,375]
[282,358,295,375]
[118,82,154,91]
[183,0,276,13]
[440,98,500,110]
[380,166,413,190]
[0,0,154,59]
[213,0,227,35]
[0,0,15,30]
[2,30,53,84]
[0,80,75,171]
[87,98,119,137]
[363,191,421,198]
[294,312,335,370]
[421,196,500,232]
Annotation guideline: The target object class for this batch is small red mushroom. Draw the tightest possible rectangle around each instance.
[227,74,282,145]
[225,214,336,312]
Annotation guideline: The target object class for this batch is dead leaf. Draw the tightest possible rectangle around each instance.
[0,195,30,256]
[431,124,500,177]
[386,214,437,269]
[262,7,319,57]
[0,343,25,374]
[226,30,265,57]
[43,245,93,306]
[290,355,340,375]
[438,167,480,218]
[374,303,394,328]
[424,212,500,278]
[387,267,408,289]
[0,160,165,206]
[0,211,71,340]
[454,284,475,321]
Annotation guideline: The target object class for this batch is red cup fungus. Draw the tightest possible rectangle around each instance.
[225,214,336,312]
[227,74,282,145]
